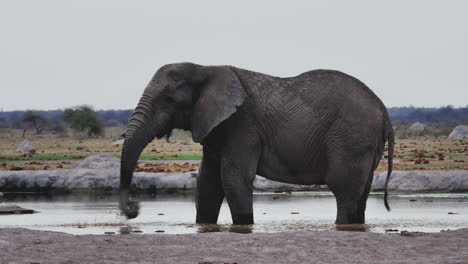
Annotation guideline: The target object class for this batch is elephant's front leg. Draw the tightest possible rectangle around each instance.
[196,147,224,224]
[220,143,261,225]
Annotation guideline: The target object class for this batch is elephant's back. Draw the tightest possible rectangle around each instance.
[297,70,390,158]
[294,69,388,124]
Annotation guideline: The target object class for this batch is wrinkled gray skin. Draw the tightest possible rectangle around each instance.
[120,63,394,225]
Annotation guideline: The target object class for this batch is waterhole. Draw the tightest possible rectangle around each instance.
[1,192,467,235]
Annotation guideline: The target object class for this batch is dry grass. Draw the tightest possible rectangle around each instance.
[0,128,202,171]
[0,129,467,172]
[376,138,468,172]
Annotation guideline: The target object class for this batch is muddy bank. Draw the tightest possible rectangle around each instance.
[0,154,467,192]
[0,169,321,192]
[1,169,467,193]
[0,154,316,192]
[0,228,467,264]
[372,170,468,192]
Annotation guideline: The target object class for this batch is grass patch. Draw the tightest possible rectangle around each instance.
[0,155,88,162]
[0,154,202,163]
[139,154,202,160]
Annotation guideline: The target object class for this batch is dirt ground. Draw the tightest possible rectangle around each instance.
[0,228,467,264]
[0,129,467,172]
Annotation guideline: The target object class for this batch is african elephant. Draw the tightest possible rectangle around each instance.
[120,62,394,225]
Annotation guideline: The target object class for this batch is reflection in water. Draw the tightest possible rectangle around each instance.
[335,224,369,232]
[119,225,132,234]
[197,224,253,234]
[1,192,467,235]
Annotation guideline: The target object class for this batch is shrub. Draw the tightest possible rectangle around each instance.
[21,111,50,135]
[63,105,103,137]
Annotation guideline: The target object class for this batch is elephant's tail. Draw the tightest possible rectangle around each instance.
[384,126,394,211]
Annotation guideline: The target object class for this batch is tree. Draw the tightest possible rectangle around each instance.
[63,105,103,137]
[21,111,50,135]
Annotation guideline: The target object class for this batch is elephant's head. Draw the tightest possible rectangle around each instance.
[120,63,246,219]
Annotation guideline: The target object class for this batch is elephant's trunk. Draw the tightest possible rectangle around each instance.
[120,95,158,219]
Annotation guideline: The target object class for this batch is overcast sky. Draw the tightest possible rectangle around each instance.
[1,1,467,111]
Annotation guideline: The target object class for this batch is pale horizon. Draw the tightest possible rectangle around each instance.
[1,1,467,111]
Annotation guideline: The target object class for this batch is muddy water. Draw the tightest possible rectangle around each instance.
[1,192,467,235]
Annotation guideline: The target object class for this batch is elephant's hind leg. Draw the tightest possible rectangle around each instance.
[326,152,375,224]
[196,147,224,224]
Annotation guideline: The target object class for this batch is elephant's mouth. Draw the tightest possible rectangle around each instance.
[156,129,171,140]
[155,120,174,140]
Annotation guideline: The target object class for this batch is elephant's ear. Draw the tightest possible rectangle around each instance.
[191,66,246,143]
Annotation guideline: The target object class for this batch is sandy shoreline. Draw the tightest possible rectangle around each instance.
[1,228,467,264]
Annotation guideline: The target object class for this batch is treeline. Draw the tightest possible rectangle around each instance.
[0,109,132,129]
[388,106,468,123]
[0,106,467,129]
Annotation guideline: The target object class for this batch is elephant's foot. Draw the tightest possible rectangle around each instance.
[232,213,254,225]
[335,207,365,225]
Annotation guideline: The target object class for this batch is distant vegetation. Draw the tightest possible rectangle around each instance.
[388,106,468,123]
[0,106,467,138]
[63,105,103,137]
[0,109,132,129]
[20,110,50,135]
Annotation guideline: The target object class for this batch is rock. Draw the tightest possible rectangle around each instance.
[72,153,120,170]
[112,139,125,145]
[409,122,426,132]
[15,139,34,153]
[0,168,317,192]
[372,170,468,192]
[0,205,35,214]
[253,176,319,191]
[447,125,468,139]
[0,168,198,191]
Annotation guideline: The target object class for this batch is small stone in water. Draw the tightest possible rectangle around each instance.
[131,230,143,233]
[155,230,165,233]
[272,197,280,200]
[409,199,417,202]
[448,212,458,215]
[385,229,399,232]
[105,232,115,235]
[158,213,164,215]
[290,212,299,214]
[400,230,414,236]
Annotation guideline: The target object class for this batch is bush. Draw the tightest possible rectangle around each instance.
[21,111,50,134]
[63,105,103,137]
